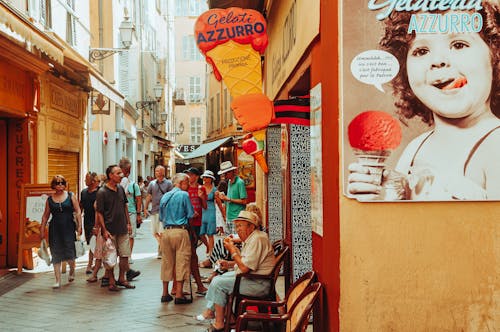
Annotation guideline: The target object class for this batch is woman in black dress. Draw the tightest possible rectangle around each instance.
[41,175,82,288]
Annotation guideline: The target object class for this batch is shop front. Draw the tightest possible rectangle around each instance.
[38,74,87,197]
[0,38,59,268]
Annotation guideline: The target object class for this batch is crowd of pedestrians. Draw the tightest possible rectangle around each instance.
[39,157,277,332]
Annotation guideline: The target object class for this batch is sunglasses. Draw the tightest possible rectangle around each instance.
[56,181,66,185]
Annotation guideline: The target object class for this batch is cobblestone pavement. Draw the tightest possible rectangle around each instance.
[0,220,221,332]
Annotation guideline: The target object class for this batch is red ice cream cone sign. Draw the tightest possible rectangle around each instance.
[242,133,268,174]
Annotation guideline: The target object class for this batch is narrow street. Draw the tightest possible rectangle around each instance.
[0,220,220,331]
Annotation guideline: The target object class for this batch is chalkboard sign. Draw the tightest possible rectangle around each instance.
[17,184,55,274]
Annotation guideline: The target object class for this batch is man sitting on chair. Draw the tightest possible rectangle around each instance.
[197,210,275,332]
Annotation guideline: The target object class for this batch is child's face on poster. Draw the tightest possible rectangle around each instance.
[406,12,493,121]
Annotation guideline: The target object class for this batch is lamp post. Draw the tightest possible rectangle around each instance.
[89,17,134,62]
[135,83,164,110]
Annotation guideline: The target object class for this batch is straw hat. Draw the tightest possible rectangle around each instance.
[218,161,237,175]
[234,210,259,227]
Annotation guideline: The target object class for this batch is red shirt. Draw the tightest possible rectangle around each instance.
[188,185,203,226]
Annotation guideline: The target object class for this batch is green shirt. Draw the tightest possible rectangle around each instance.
[226,176,247,221]
[126,182,141,213]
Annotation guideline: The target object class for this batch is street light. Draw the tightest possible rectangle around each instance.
[89,17,134,62]
[135,83,164,110]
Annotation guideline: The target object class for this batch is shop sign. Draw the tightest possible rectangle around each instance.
[176,145,200,153]
[50,83,83,119]
[91,91,110,115]
[0,64,28,115]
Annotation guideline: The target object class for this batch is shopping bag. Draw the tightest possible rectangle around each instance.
[75,237,85,258]
[103,238,117,269]
[39,239,51,266]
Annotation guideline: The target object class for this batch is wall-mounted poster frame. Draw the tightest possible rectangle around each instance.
[237,149,256,189]
[17,184,55,274]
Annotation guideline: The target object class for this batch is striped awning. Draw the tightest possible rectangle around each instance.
[0,3,64,64]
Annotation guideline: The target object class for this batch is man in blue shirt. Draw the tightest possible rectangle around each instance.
[159,173,194,304]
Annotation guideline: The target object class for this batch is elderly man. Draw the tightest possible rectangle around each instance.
[144,165,173,258]
[197,210,275,331]
[158,173,194,304]
[217,161,248,235]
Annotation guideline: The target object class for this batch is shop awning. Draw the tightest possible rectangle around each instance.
[183,137,233,159]
[0,3,64,64]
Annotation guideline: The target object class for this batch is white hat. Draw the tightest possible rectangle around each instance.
[218,161,237,175]
[201,170,215,180]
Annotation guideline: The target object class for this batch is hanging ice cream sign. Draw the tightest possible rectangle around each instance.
[195,7,272,173]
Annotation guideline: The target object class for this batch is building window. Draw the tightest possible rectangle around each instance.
[66,0,76,45]
[210,97,214,133]
[191,117,201,143]
[188,76,201,103]
[216,92,220,131]
[176,0,208,16]
[29,0,52,29]
[182,35,203,61]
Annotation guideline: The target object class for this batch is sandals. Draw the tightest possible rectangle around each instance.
[116,280,136,289]
[108,284,120,292]
[86,276,98,283]
[68,273,75,282]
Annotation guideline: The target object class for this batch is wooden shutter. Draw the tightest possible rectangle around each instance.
[47,149,80,197]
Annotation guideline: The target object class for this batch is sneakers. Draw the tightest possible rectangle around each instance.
[126,269,141,281]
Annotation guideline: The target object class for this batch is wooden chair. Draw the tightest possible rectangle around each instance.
[223,242,290,332]
[236,271,317,317]
[235,282,323,332]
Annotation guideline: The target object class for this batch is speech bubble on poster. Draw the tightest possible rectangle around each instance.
[350,50,399,93]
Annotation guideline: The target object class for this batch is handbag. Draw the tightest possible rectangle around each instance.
[75,236,85,258]
[39,239,51,266]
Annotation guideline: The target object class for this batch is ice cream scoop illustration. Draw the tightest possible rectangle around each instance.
[195,7,273,132]
[348,110,402,183]
[242,133,268,174]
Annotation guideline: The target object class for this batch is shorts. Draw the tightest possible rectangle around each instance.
[150,213,162,236]
[110,233,131,258]
[128,213,137,238]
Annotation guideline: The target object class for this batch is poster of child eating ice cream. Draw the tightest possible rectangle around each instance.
[343,0,500,202]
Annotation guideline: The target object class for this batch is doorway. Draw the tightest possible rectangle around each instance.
[0,120,7,267]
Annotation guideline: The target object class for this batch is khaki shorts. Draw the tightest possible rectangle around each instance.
[160,228,191,282]
[128,213,137,238]
[110,233,131,257]
[151,213,162,236]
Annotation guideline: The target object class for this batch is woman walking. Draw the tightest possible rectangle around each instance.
[40,175,82,288]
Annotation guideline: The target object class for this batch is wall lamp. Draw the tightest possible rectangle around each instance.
[135,83,164,110]
[89,17,134,62]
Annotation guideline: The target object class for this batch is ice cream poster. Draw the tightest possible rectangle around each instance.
[342,1,500,202]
